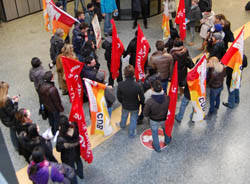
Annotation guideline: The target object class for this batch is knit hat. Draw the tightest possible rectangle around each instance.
[96,71,105,83]
[214,24,223,32]
[213,32,223,41]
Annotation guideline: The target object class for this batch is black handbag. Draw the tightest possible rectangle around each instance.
[39,104,48,120]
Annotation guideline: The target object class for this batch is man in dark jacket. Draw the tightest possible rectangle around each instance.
[117,65,145,138]
[50,29,64,66]
[132,0,148,29]
[123,31,137,67]
[38,71,64,135]
[223,54,248,109]
[144,80,170,152]
[207,32,226,60]
[186,0,201,46]
[72,22,89,62]
[170,39,195,93]
[102,30,123,86]
[149,40,174,93]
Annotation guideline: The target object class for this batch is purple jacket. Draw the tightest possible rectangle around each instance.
[28,160,64,184]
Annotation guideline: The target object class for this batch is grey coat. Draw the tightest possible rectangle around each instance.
[29,65,45,90]
[187,5,202,27]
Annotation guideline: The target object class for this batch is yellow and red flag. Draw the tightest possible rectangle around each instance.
[84,78,113,136]
[42,0,79,39]
[162,0,170,40]
[187,55,207,122]
[221,26,244,92]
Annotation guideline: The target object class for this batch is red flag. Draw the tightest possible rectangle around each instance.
[62,57,93,164]
[135,24,150,82]
[165,61,178,137]
[111,19,124,80]
[175,0,186,40]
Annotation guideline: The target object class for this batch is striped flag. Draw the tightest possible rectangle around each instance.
[84,78,113,136]
[221,26,244,92]
[162,0,170,40]
[42,0,79,39]
[187,55,207,122]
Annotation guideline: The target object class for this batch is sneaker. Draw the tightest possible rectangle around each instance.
[152,144,161,152]
[222,102,233,109]
[175,115,181,123]
[48,63,54,70]
[116,122,121,128]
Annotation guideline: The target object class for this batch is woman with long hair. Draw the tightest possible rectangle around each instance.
[56,44,77,95]
[0,81,19,150]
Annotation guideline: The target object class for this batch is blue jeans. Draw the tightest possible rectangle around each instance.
[74,0,86,16]
[66,157,84,183]
[108,107,112,118]
[104,13,112,34]
[227,87,240,108]
[119,108,138,138]
[209,87,223,113]
[47,111,60,135]
[76,54,84,62]
[61,0,67,11]
[176,96,190,121]
[161,80,169,93]
[150,120,170,151]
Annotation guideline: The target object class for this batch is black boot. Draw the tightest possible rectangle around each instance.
[143,19,148,29]
[133,21,137,29]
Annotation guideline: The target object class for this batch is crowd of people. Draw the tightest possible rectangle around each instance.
[0,0,249,183]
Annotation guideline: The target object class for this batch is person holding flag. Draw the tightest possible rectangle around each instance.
[102,19,124,86]
[117,65,145,138]
[221,27,248,109]
[144,80,170,152]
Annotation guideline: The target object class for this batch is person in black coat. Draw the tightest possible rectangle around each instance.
[117,65,145,138]
[132,0,148,29]
[207,32,226,60]
[56,115,84,181]
[123,31,137,68]
[0,81,19,151]
[18,124,57,163]
[50,29,65,66]
[102,30,123,86]
[223,54,248,109]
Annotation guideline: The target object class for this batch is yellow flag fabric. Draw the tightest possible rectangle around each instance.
[162,1,170,40]
[84,79,113,136]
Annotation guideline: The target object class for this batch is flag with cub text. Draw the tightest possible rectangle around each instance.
[187,55,207,122]
[84,78,113,136]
